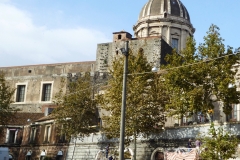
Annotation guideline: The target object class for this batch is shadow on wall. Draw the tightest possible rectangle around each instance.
[96,132,119,150]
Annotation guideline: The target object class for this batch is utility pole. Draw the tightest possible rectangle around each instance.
[119,41,129,160]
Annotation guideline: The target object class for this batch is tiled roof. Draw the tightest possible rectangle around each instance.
[7,112,44,125]
[35,114,55,122]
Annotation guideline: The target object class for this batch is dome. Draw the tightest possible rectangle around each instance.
[133,0,195,51]
[139,0,191,22]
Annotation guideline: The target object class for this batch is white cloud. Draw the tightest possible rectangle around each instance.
[0,2,110,67]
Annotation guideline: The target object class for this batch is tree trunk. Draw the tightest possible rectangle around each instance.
[180,114,184,126]
[133,132,137,160]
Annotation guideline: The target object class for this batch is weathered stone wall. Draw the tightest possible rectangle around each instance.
[0,61,95,113]
[96,37,172,73]
[134,19,194,50]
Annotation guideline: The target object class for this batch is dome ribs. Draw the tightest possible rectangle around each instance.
[151,0,163,16]
[147,0,154,16]
[134,0,194,39]
[176,0,183,17]
[170,0,180,17]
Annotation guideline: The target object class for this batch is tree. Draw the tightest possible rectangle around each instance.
[163,24,240,124]
[97,49,167,158]
[199,123,238,160]
[0,71,17,124]
[0,71,17,133]
[53,72,98,139]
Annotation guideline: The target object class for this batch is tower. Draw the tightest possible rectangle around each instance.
[96,0,195,73]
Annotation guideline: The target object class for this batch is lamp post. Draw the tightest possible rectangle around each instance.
[119,41,129,160]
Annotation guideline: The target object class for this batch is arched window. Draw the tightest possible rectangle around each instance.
[164,12,167,18]
[155,152,164,160]
[150,147,165,160]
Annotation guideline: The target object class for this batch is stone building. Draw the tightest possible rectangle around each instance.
[0,112,44,159]
[0,62,95,159]
[1,0,240,159]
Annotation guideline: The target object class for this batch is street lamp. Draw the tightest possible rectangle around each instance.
[118,45,163,159]
[152,66,167,75]
[151,66,159,73]
[118,41,129,160]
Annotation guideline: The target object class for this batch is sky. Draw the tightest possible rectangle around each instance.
[0,0,239,67]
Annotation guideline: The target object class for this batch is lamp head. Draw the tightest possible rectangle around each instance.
[151,67,159,72]
[115,47,127,55]
[120,48,126,53]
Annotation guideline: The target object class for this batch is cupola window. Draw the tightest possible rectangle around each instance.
[118,35,122,40]
[171,38,179,51]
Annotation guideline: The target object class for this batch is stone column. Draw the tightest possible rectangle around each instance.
[146,23,150,37]
[180,28,183,50]
[167,26,171,44]
[159,25,163,36]
[181,29,185,50]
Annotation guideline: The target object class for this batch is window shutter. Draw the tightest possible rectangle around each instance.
[14,129,18,143]
[5,129,9,143]
[16,86,20,102]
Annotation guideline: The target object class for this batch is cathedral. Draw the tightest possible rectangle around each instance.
[0,0,240,159]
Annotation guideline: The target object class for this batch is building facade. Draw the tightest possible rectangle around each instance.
[1,0,240,159]
[0,62,95,159]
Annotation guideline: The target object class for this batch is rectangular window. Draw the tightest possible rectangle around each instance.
[8,130,16,143]
[171,38,179,51]
[42,84,52,101]
[29,127,36,143]
[232,104,237,120]
[59,126,66,143]
[59,133,66,143]
[16,85,26,102]
[44,126,51,143]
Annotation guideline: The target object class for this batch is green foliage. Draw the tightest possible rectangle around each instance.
[163,24,240,121]
[0,71,17,127]
[53,72,98,139]
[97,49,167,143]
[199,123,238,160]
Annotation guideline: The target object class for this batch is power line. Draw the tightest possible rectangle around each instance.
[56,51,240,96]
[128,51,240,76]
[61,81,110,97]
